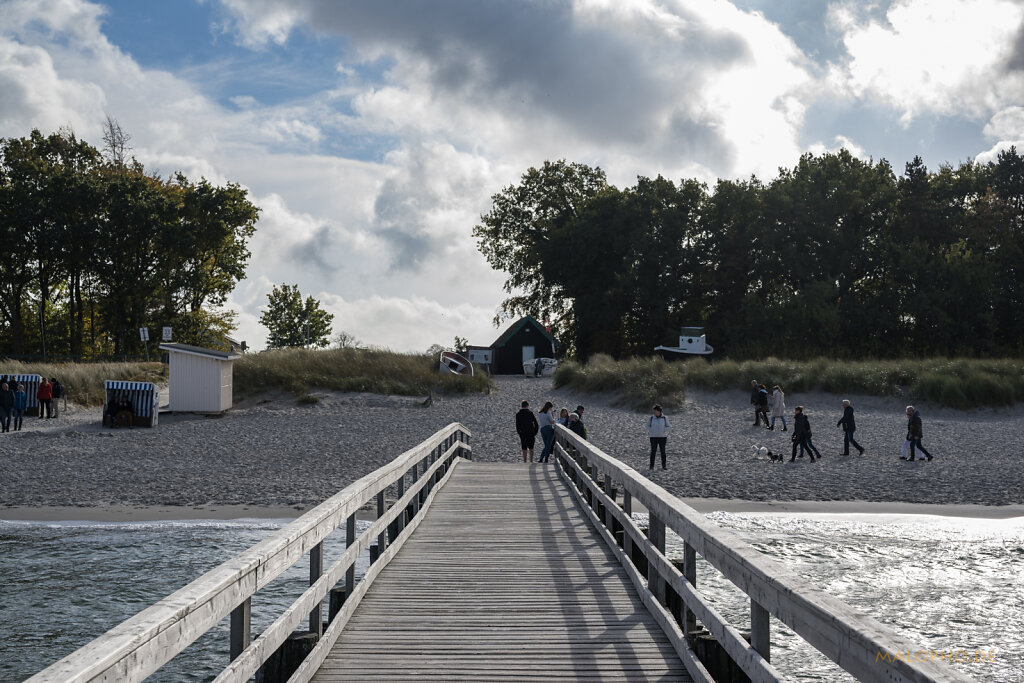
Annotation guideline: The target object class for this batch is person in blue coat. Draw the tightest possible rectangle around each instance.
[12,383,27,431]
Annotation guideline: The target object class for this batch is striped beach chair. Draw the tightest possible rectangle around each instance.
[0,373,41,415]
[103,381,160,427]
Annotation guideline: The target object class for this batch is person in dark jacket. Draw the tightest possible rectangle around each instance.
[573,405,588,439]
[568,412,587,439]
[905,406,933,461]
[750,380,764,426]
[50,378,62,418]
[515,400,539,463]
[837,399,865,456]
[0,381,14,432]
[790,406,816,462]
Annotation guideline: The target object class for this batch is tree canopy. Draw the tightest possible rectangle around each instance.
[0,126,259,359]
[260,284,334,349]
[476,149,1024,359]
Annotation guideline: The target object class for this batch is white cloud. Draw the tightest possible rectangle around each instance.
[976,105,1024,163]
[807,134,868,159]
[827,0,1024,123]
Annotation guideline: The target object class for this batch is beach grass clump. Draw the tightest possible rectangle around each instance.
[233,347,491,399]
[556,354,1024,409]
[0,359,166,406]
[554,354,686,410]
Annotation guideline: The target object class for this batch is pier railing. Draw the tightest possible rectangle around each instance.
[553,425,975,683]
[27,423,472,683]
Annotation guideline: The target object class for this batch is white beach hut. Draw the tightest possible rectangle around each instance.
[159,343,241,413]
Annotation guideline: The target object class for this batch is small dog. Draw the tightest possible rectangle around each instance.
[751,445,783,462]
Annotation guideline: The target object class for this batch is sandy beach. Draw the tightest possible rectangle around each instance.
[2,376,1022,520]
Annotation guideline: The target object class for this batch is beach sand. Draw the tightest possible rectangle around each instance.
[2,376,1022,520]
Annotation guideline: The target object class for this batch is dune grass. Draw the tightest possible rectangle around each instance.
[554,355,1024,410]
[233,347,492,398]
[0,359,166,406]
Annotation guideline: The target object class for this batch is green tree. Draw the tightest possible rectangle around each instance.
[474,160,608,334]
[260,284,334,348]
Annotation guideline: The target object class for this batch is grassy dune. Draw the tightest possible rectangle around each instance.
[554,355,1024,410]
[233,347,491,399]
[0,360,166,406]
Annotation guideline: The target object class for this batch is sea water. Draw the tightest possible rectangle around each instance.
[2,514,1022,682]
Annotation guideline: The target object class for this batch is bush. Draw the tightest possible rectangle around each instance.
[554,355,686,410]
[0,359,165,406]
[556,355,1024,410]
[233,347,492,399]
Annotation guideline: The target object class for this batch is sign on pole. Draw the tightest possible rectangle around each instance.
[139,327,149,342]
[162,327,172,342]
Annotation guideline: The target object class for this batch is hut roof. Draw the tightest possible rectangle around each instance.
[490,315,557,349]
[159,343,241,361]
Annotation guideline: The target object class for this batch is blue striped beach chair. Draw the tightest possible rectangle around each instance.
[1,373,41,415]
[103,380,160,427]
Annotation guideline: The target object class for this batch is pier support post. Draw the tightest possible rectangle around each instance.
[309,542,323,636]
[345,513,356,597]
[751,599,770,663]
[648,514,667,605]
[683,542,698,635]
[229,596,251,661]
[622,492,634,564]
[376,491,386,558]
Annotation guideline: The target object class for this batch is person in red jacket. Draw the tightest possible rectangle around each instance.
[37,378,53,419]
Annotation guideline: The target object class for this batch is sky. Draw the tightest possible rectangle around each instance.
[2,0,1023,352]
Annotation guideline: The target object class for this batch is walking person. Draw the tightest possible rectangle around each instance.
[750,380,765,426]
[769,385,787,431]
[837,399,865,455]
[12,383,26,431]
[647,404,670,470]
[50,377,62,418]
[537,401,556,463]
[0,381,13,433]
[905,406,933,461]
[37,378,53,419]
[515,400,539,463]
[790,406,816,462]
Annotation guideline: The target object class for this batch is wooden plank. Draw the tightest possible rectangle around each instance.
[309,462,690,683]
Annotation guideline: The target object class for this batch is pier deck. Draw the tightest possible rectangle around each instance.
[312,461,691,682]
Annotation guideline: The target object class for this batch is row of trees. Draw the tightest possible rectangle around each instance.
[475,148,1024,359]
[0,125,259,359]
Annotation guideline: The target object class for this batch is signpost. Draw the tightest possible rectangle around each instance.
[139,327,150,362]
[162,327,172,342]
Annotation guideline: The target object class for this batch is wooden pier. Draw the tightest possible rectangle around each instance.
[312,462,690,681]
[28,423,975,683]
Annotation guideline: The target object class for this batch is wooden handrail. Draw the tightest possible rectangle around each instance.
[27,423,472,683]
[553,426,975,683]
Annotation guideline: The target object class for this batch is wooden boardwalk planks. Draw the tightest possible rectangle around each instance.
[311,462,691,682]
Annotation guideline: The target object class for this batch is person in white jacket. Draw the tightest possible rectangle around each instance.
[647,404,670,470]
[769,385,787,431]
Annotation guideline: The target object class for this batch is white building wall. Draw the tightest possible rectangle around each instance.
[169,352,234,412]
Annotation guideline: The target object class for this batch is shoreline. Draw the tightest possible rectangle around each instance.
[3,499,1023,523]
